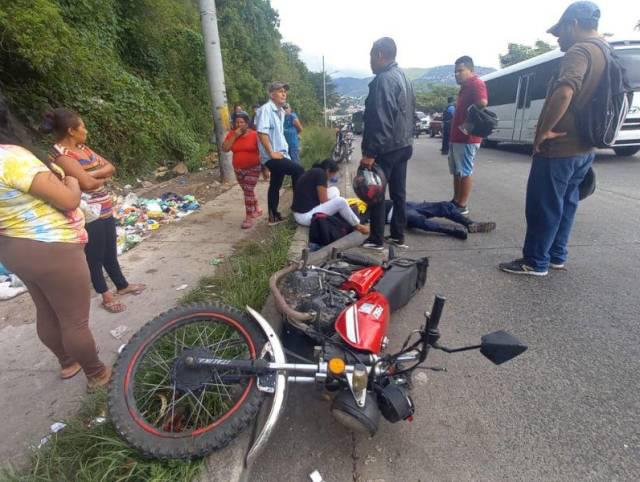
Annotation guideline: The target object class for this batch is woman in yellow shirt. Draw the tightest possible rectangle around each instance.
[0,109,109,390]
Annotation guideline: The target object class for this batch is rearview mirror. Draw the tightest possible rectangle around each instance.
[480,330,527,365]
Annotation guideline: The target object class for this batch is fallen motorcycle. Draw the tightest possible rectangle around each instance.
[108,249,527,463]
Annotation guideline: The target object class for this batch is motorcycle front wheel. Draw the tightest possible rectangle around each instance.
[108,303,267,459]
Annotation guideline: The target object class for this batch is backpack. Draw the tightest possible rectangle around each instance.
[308,213,354,248]
[576,38,633,148]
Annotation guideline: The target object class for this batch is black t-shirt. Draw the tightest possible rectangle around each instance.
[291,167,327,213]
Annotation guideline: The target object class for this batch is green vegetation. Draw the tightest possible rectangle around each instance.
[416,84,460,113]
[1,391,204,481]
[0,0,324,177]
[499,41,554,68]
[299,127,337,169]
[181,221,295,309]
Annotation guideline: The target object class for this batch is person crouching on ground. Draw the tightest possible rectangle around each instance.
[42,108,146,313]
[291,159,369,235]
[0,107,110,390]
[222,111,263,229]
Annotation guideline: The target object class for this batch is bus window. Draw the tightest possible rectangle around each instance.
[486,73,519,106]
[617,49,640,90]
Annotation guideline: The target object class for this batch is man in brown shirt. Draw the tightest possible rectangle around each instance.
[500,1,605,276]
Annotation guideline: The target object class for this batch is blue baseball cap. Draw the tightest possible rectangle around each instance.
[548,1,601,36]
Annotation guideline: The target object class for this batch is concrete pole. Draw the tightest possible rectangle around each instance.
[323,55,327,127]
[199,0,233,183]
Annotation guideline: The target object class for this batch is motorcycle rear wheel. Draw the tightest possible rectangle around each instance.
[108,303,267,459]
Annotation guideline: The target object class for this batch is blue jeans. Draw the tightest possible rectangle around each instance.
[406,201,470,236]
[523,152,595,271]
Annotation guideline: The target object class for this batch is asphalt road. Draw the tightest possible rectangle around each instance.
[249,137,640,482]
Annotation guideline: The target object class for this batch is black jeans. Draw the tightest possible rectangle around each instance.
[84,216,128,294]
[368,146,412,245]
[265,158,305,218]
[441,122,451,153]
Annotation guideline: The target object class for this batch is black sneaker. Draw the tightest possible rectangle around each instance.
[549,262,566,270]
[384,236,409,249]
[467,221,496,233]
[268,213,285,226]
[499,258,548,276]
[362,241,384,251]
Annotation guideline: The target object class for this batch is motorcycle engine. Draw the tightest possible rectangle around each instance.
[281,266,355,335]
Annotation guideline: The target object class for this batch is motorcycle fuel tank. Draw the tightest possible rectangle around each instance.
[341,266,385,297]
[335,292,390,353]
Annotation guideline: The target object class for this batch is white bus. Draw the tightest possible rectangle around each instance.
[481,37,640,157]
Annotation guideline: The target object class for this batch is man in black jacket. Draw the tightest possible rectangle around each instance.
[361,37,416,250]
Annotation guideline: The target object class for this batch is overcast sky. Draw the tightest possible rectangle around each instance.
[269,0,638,77]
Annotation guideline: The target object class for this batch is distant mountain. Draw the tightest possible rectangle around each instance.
[334,65,497,97]
[416,65,496,85]
[333,77,372,97]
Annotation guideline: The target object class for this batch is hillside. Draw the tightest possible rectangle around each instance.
[334,64,496,96]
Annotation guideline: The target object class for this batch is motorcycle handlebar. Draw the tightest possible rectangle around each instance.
[428,295,446,333]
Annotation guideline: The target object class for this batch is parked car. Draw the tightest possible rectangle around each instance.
[415,111,431,135]
[429,113,443,137]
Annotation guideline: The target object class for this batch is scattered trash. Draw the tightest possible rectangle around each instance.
[89,416,107,428]
[113,192,201,254]
[209,256,224,266]
[117,344,127,354]
[110,325,129,340]
[309,470,324,482]
[173,161,189,175]
[176,284,189,291]
[0,272,28,301]
[154,167,169,179]
[37,422,67,449]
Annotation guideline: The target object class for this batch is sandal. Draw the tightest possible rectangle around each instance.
[117,283,146,296]
[251,208,263,219]
[102,299,127,313]
[60,362,82,380]
[241,219,253,229]
[87,367,112,393]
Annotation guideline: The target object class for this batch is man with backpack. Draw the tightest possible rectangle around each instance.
[500,1,609,276]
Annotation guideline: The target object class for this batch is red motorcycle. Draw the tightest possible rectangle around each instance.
[108,249,526,463]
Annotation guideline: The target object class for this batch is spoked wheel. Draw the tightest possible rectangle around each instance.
[108,303,267,459]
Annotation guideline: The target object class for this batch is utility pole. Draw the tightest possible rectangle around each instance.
[323,55,327,127]
[199,0,233,183]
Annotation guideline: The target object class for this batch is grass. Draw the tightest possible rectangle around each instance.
[299,126,336,170]
[180,221,296,309]
[1,391,203,482]
[2,222,296,482]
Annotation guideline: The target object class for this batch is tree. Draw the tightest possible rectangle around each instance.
[415,84,459,113]
[499,41,554,68]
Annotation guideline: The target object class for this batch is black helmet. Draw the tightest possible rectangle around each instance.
[353,164,387,206]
